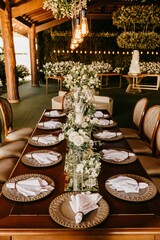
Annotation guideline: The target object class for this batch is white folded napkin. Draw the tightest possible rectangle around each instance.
[32,134,57,144]
[6,177,54,197]
[96,130,122,139]
[94,111,104,118]
[97,119,113,126]
[38,120,62,129]
[69,192,102,224]
[93,111,109,118]
[26,151,60,164]
[46,110,62,117]
[107,175,148,193]
[102,149,135,162]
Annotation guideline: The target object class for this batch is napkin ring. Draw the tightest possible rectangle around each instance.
[75,211,84,216]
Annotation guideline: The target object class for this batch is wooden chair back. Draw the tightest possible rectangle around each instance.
[0,97,13,138]
[133,97,149,136]
[62,92,73,110]
[156,124,160,157]
[143,105,160,150]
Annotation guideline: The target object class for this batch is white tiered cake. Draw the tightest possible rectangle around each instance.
[128,50,141,74]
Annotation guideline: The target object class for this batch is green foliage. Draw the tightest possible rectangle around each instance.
[112,4,160,31]
[117,32,160,50]
[16,64,30,80]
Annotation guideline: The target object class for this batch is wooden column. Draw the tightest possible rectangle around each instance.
[1,0,20,103]
[28,24,39,87]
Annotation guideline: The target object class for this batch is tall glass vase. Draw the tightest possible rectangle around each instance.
[64,147,84,191]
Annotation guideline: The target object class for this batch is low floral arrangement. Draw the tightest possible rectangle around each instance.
[91,61,113,73]
[41,61,75,77]
[42,61,114,78]
[140,62,160,74]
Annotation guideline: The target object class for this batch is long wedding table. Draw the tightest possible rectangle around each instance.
[0,110,160,240]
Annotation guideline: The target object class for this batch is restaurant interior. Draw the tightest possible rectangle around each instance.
[0,0,160,239]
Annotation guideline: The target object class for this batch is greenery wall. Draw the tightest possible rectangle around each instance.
[37,19,160,78]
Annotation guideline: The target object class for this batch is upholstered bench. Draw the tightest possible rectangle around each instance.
[51,91,113,115]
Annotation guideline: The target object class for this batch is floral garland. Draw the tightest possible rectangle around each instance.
[59,63,101,191]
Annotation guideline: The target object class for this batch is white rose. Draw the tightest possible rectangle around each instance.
[74,135,84,147]
[68,131,78,142]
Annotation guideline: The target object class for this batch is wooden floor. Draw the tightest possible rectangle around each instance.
[2,81,58,129]
[1,80,160,131]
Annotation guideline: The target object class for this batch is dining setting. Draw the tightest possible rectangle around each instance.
[0,100,160,238]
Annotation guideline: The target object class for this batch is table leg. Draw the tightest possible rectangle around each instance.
[125,77,141,93]
[60,79,62,91]
[46,77,48,93]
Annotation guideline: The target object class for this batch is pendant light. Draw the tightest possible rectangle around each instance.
[81,8,89,36]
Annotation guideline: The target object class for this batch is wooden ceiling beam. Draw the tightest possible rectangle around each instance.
[87,13,112,20]
[36,17,70,33]
[12,0,44,18]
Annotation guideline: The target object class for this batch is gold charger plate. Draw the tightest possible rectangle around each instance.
[100,148,137,164]
[93,131,124,141]
[97,121,117,128]
[37,121,62,130]
[21,150,62,167]
[49,192,109,229]
[44,111,66,118]
[28,134,61,147]
[105,174,157,202]
[2,173,55,202]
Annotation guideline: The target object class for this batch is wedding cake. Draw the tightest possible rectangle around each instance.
[128,50,141,74]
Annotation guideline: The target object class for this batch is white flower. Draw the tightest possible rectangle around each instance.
[74,135,84,147]
[58,133,64,141]
[76,163,84,173]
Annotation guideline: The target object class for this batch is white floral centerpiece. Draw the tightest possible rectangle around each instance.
[61,63,101,191]
[91,61,113,73]
[41,61,75,77]
[140,62,160,74]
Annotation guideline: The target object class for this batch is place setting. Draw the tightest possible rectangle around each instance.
[44,110,66,118]
[92,111,110,119]
[37,120,62,130]
[105,174,157,202]
[21,150,62,167]
[28,134,62,147]
[93,129,123,141]
[96,118,117,128]
[49,191,109,229]
[2,173,55,202]
[100,148,137,164]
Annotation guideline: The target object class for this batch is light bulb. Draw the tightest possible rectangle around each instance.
[74,18,82,41]
[81,9,89,36]
[71,37,78,45]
